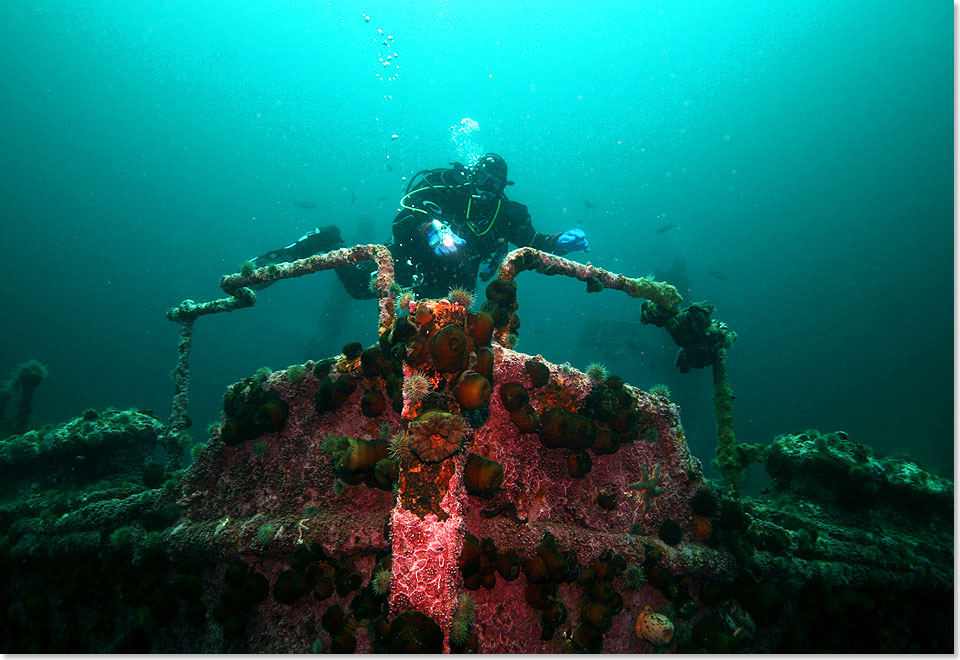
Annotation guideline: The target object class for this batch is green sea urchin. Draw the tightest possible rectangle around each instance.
[447,286,475,309]
[403,371,432,403]
[586,362,608,383]
[451,593,476,645]
[649,384,671,400]
[388,432,412,462]
[372,568,392,595]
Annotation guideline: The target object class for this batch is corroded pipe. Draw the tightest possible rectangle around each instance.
[162,318,196,469]
[711,349,740,489]
[219,244,397,335]
[165,288,256,323]
[497,247,682,311]
[497,247,746,490]
[164,244,397,450]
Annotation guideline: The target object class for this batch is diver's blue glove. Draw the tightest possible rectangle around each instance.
[424,219,466,257]
[554,228,590,255]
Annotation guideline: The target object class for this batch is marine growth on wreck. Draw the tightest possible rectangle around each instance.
[0,246,951,653]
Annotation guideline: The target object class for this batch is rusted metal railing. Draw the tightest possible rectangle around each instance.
[163,245,396,463]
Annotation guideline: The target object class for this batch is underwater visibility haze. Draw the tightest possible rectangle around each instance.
[0,0,953,654]
[1,0,951,476]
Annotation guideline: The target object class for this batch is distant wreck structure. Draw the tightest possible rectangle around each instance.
[0,246,952,653]
[0,360,47,438]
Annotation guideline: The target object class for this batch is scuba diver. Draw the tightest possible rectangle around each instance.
[249,153,590,299]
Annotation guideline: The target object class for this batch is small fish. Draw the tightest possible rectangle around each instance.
[350,192,356,204]
[707,270,729,280]
[584,198,597,209]
[294,201,316,209]
[655,223,678,234]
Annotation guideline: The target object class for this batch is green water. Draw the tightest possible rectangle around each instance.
[0,1,951,477]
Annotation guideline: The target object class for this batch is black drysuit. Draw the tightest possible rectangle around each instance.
[254,167,560,299]
[386,167,557,298]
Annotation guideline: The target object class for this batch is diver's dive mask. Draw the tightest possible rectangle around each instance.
[470,153,510,199]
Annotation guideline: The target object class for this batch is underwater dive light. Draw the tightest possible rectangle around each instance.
[431,218,456,249]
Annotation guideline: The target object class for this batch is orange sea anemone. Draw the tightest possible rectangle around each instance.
[472,347,494,381]
[485,279,517,307]
[567,451,592,478]
[495,551,522,581]
[453,372,492,410]
[540,407,596,450]
[498,382,528,412]
[524,359,550,388]
[466,311,494,346]
[430,324,469,373]
[360,390,387,417]
[509,404,540,433]
[463,453,504,497]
